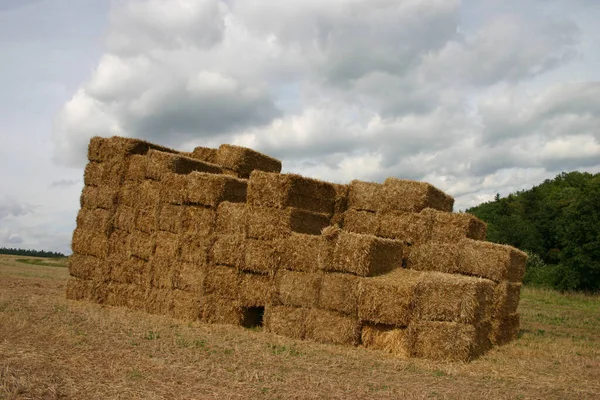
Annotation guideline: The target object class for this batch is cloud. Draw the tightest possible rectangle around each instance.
[0,197,36,220]
[50,179,80,188]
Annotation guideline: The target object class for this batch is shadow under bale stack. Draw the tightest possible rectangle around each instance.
[68,135,527,362]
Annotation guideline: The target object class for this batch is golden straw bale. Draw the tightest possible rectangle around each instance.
[185,172,247,207]
[264,305,307,340]
[88,136,177,163]
[97,157,127,188]
[190,146,217,163]
[382,178,454,213]
[71,227,109,258]
[157,204,182,234]
[459,239,528,282]
[159,173,187,204]
[420,208,487,242]
[412,272,495,324]
[113,205,136,232]
[277,270,321,308]
[378,211,432,244]
[201,295,244,325]
[80,185,118,210]
[180,205,216,236]
[172,261,207,293]
[330,231,405,277]
[211,234,246,268]
[277,233,328,272]
[138,180,160,208]
[129,256,152,289]
[357,268,423,325]
[246,206,330,240]
[342,209,378,235]
[347,180,383,212]
[239,272,277,306]
[408,320,480,362]
[361,324,410,357]
[128,230,155,260]
[145,288,173,316]
[104,282,127,307]
[490,313,520,345]
[135,206,158,234]
[117,182,140,208]
[150,256,175,289]
[244,239,279,274]
[83,162,103,187]
[319,273,359,316]
[68,254,110,282]
[66,277,91,301]
[247,171,336,214]
[109,254,136,284]
[333,183,349,215]
[305,309,361,345]
[214,144,282,179]
[492,281,522,318]
[171,290,202,321]
[406,242,460,274]
[146,149,222,180]
[179,233,214,265]
[107,229,130,263]
[204,265,240,300]
[153,231,180,259]
[76,207,113,235]
[215,202,247,235]
[124,154,147,182]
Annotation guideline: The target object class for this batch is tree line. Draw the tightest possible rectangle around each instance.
[0,247,66,258]
[467,171,600,292]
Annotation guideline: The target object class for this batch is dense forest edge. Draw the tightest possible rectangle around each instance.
[0,247,66,258]
[467,171,600,292]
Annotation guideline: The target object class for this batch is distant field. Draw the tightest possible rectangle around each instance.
[1,254,599,399]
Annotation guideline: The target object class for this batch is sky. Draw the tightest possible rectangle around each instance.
[1,0,599,254]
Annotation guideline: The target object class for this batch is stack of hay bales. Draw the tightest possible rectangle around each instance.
[68,136,526,362]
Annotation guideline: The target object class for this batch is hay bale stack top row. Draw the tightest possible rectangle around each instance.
[68,136,526,362]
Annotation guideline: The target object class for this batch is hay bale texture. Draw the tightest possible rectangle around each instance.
[69,135,527,363]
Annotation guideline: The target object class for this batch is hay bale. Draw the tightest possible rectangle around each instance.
[135,206,158,234]
[76,208,113,235]
[190,146,217,163]
[214,144,282,178]
[157,204,182,234]
[180,205,216,236]
[247,171,336,215]
[211,234,246,268]
[68,254,110,282]
[347,180,383,212]
[83,162,103,187]
[145,288,173,316]
[171,290,203,320]
[185,172,247,207]
[172,261,206,293]
[113,205,136,232]
[204,265,240,300]
[80,185,118,210]
[305,309,361,345]
[342,209,378,235]
[179,233,214,265]
[406,242,460,274]
[378,211,432,244]
[420,208,487,242]
[361,324,410,357]
[244,239,279,274]
[239,272,276,306]
[215,202,247,235]
[277,233,329,273]
[493,281,522,318]
[201,295,244,325]
[71,228,108,258]
[138,180,161,208]
[98,157,128,188]
[412,272,494,324]
[88,136,177,163]
[128,230,155,260]
[459,239,527,282]
[333,183,349,215]
[146,149,222,180]
[319,273,359,316]
[124,154,147,182]
[382,178,454,213]
[107,229,130,263]
[110,254,137,284]
[150,255,176,289]
[357,268,423,325]
[129,256,152,289]
[246,206,330,240]
[153,231,180,259]
[264,305,307,339]
[159,173,187,205]
[408,321,480,362]
[277,270,321,308]
[490,313,520,345]
[330,231,405,277]
[66,277,91,301]
[117,182,140,208]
